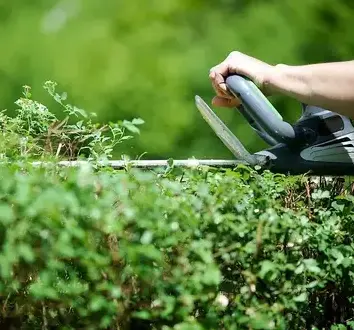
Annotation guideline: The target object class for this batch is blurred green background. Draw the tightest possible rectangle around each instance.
[1,0,354,160]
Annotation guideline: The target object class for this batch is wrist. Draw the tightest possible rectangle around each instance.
[262,64,288,93]
[263,63,313,101]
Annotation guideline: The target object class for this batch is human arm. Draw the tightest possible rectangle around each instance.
[209,51,354,118]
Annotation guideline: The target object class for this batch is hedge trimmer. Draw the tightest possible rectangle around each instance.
[37,74,354,176]
[194,74,354,175]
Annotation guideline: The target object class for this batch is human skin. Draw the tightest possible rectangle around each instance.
[209,51,354,119]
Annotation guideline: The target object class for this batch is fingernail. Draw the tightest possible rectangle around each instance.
[209,71,215,78]
[219,83,227,92]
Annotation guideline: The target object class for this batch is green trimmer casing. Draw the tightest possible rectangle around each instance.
[195,75,354,176]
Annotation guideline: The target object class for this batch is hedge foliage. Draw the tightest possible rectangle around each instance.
[1,84,354,329]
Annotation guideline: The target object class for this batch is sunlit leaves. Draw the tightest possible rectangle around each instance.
[0,81,142,162]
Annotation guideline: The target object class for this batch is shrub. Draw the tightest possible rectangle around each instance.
[1,83,354,329]
[0,82,144,162]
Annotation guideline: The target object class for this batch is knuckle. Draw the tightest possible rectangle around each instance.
[210,65,220,74]
[229,51,240,58]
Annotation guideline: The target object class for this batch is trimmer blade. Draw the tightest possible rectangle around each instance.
[195,95,259,165]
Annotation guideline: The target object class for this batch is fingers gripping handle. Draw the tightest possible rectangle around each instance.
[225,75,296,144]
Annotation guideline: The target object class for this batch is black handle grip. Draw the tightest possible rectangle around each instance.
[225,75,296,144]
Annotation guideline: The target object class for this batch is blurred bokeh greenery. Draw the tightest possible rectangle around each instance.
[1,0,354,160]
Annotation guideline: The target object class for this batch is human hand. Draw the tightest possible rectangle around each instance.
[209,51,274,108]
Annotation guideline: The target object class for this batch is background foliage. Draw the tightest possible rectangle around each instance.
[1,0,354,160]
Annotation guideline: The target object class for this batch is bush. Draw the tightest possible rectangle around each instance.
[1,83,354,329]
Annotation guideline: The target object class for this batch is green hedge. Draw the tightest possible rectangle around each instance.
[1,162,354,329]
[1,83,354,329]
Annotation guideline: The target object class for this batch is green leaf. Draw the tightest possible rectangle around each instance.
[140,231,153,245]
[249,312,275,329]
[167,158,174,167]
[17,243,35,263]
[61,92,68,101]
[331,325,347,330]
[122,120,140,134]
[258,260,277,278]
[133,310,151,320]
[293,292,307,302]
[303,259,321,274]
[89,296,107,312]
[311,189,330,200]
[0,204,15,225]
[202,266,221,286]
[132,118,145,125]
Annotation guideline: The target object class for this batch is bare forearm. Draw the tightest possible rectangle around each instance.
[266,61,354,117]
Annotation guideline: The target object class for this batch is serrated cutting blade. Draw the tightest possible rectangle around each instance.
[195,95,258,165]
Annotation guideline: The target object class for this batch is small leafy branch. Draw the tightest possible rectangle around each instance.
[0,81,144,162]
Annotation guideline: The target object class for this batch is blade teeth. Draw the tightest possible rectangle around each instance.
[195,95,259,165]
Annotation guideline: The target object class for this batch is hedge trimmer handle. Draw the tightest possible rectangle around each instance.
[225,75,298,144]
[236,101,278,146]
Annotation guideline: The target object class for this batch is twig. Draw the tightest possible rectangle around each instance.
[42,303,48,330]
[55,143,62,157]
[1,293,11,316]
